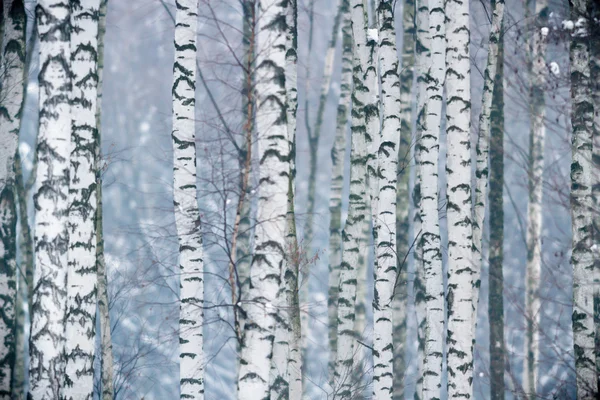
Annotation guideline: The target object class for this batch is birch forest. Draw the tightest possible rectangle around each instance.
[2,0,600,398]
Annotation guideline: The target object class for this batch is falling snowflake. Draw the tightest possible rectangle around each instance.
[549,62,560,76]
[562,20,574,30]
[541,27,549,37]
[367,29,379,42]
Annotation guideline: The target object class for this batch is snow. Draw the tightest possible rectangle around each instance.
[549,62,560,76]
[139,121,151,133]
[367,28,378,42]
[574,17,587,37]
[562,20,574,30]
[541,27,549,37]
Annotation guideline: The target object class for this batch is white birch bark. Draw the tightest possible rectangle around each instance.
[445,0,474,393]
[392,1,415,397]
[0,0,25,395]
[419,0,445,396]
[327,0,352,384]
[523,0,547,395]
[29,1,71,398]
[372,1,400,398]
[238,0,289,397]
[284,1,302,397]
[332,1,371,397]
[269,0,300,396]
[472,0,504,328]
[569,4,597,397]
[62,1,101,397]
[413,0,429,395]
[171,1,204,399]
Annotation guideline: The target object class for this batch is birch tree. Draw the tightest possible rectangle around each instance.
[29,1,71,398]
[62,1,101,397]
[332,0,371,396]
[237,0,289,397]
[569,0,597,396]
[270,0,300,396]
[445,0,474,393]
[284,0,301,396]
[392,0,414,397]
[419,0,446,395]
[372,1,401,398]
[522,0,547,395]
[327,0,351,384]
[412,0,430,394]
[94,2,114,398]
[0,0,26,396]
[170,1,204,399]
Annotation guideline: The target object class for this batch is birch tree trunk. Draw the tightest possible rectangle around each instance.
[332,1,371,397]
[372,1,401,398]
[62,1,101,397]
[269,0,300,396]
[472,0,505,327]
[327,0,352,385]
[394,0,414,366]
[284,2,302,397]
[445,0,474,393]
[94,3,114,399]
[28,1,71,398]
[0,0,26,396]
[412,0,429,395]
[569,1,597,396]
[522,0,547,396]
[419,0,445,396]
[392,1,414,398]
[238,0,289,397]
[13,152,34,400]
[487,5,505,398]
[234,0,255,348]
[171,1,204,399]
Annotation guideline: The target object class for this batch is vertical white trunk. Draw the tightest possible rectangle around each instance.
[420,0,445,397]
[29,1,71,398]
[327,0,352,384]
[270,0,300,396]
[412,0,429,396]
[523,0,546,395]
[238,0,289,397]
[393,0,415,397]
[284,1,302,398]
[472,0,504,326]
[171,1,204,399]
[332,1,371,397]
[569,3,597,397]
[444,0,474,394]
[62,1,101,398]
[372,1,400,398]
[0,0,26,396]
